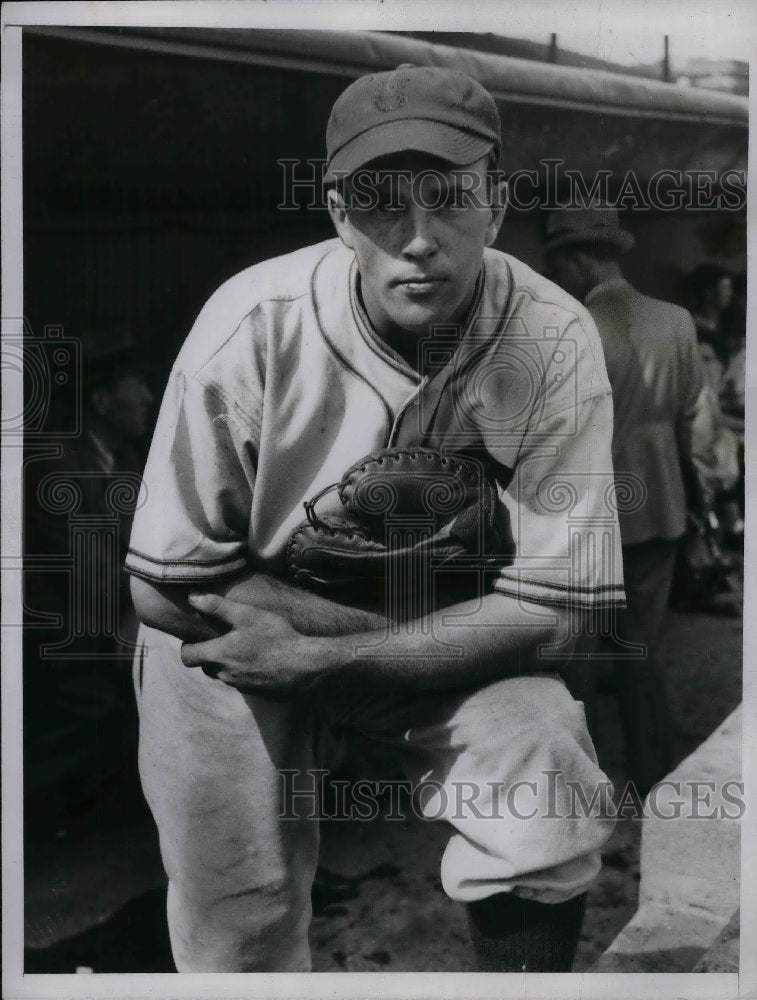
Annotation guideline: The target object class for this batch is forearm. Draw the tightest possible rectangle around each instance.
[217,573,387,636]
[131,570,387,643]
[314,592,577,693]
[130,575,227,642]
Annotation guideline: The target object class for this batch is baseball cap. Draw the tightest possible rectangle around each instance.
[84,344,153,392]
[325,64,501,182]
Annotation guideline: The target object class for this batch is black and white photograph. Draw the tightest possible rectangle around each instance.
[1,2,754,997]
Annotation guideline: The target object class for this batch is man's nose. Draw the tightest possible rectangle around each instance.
[401,206,439,258]
[139,382,155,406]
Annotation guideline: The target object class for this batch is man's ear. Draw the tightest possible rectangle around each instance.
[91,387,110,418]
[484,177,508,248]
[326,187,354,250]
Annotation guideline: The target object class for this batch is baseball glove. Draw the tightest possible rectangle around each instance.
[287,447,507,612]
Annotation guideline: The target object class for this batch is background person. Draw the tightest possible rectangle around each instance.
[685,262,734,378]
[542,206,712,792]
[696,268,747,546]
[24,344,154,831]
[719,273,746,543]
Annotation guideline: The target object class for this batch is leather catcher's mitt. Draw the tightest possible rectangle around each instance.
[287,447,506,608]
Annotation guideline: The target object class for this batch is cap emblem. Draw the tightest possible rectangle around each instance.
[373,76,409,113]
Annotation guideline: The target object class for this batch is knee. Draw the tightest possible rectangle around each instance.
[471,675,592,747]
[167,881,311,972]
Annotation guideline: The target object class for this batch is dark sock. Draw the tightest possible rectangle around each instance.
[466,891,587,972]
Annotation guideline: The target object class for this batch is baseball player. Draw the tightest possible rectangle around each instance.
[126,65,625,972]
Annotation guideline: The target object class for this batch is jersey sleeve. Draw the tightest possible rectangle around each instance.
[493,324,626,610]
[124,367,257,583]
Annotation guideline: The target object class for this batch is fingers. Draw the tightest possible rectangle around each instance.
[181,636,222,669]
[188,593,253,628]
[180,638,225,682]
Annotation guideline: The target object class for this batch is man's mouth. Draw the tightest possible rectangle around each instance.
[394,276,445,293]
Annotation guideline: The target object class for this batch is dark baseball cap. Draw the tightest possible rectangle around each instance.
[84,345,153,392]
[325,64,501,182]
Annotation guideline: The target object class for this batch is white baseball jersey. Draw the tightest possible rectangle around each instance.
[126,238,624,610]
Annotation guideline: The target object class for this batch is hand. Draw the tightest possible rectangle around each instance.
[180,594,327,695]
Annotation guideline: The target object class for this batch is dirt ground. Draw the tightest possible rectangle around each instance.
[23,602,743,974]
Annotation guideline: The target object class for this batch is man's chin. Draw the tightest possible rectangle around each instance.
[388,304,458,339]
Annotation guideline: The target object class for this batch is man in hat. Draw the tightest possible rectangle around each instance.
[543,206,710,792]
[127,66,624,972]
[684,263,744,553]
[24,343,154,825]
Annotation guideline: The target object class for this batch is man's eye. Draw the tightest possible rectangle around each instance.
[443,189,471,210]
[374,201,405,215]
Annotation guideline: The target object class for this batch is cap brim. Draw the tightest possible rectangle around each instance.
[325,119,495,181]
[542,229,635,255]
[84,348,156,388]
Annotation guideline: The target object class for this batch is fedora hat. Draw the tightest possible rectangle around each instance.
[542,205,635,255]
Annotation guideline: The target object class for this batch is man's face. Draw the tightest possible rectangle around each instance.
[96,373,154,441]
[715,276,734,311]
[544,249,589,302]
[328,153,505,344]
